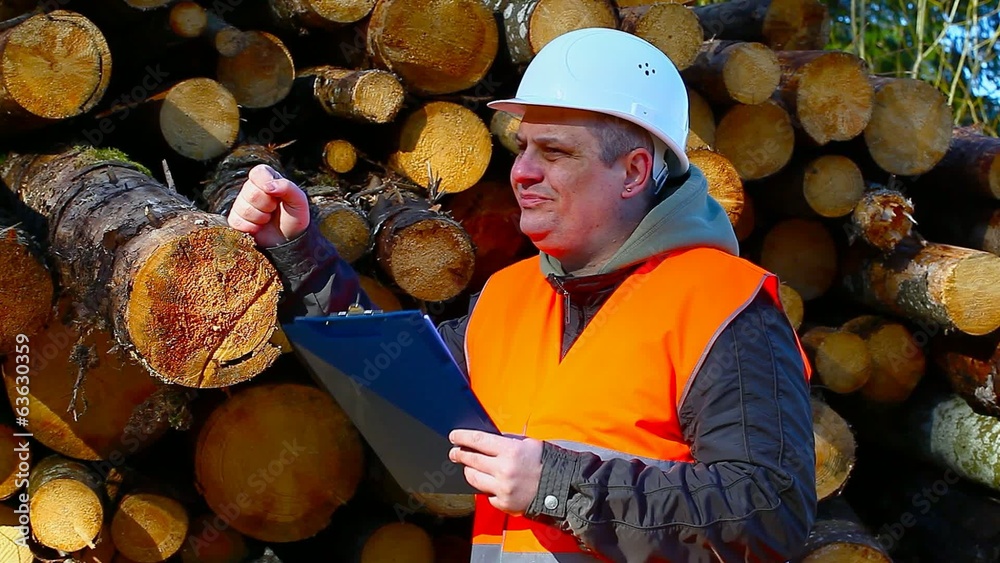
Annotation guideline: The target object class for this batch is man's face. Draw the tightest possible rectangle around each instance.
[511,106,626,256]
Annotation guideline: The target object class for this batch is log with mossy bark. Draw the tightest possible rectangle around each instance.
[681,40,780,106]
[692,0,831,51]
[495,0,618,66]
[619,4,703,72]
[367,0,499,95]
[368,186,476,302]
[714,100,795,180]
[194,383,365,543]
[0,10,112,136]
[917,125,1000,201]
[840,314,925,403]
[0,147,282,388]
[293,66,405,125]
[0,206,53,353]
[28,455,105,552]
[389,101,493,195]
[772,50,873,145]
[842,241,1000,337]
[848,185,915,254]
[863,77,953,176]
[931,329,1000,418]
[793,496,891,563]
[759,218,837,301]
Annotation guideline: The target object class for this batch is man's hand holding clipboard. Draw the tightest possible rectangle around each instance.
[449,430,544,515]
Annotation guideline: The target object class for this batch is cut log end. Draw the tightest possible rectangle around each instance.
[723,42,781,105]
[0,229,53,352]
[383,218,476,302]
[949,252,1000,336]
[761,219,837,300]
[195,384,365,543]
[213,27,248,58]
[800,543,891,562]
[733,193,755,241]
[361,523,435,563]
[179,514,249,563]
[29,458,103,552]
[864,78,953,176]
[528,0,618,59]
[842,316,925,403]
[160,78,240,161]
[851,188,914,253]
[715,101,795,180]
[169,2,207,38]
[391,101,492,194]
[623,4,703,71]
[367,0,498,95]
[778,282,803,331]
[803,155,864,218]
[0,505,32,562]
[323,140,358,174]
[307,0,378,24]
[0,10,112,119]
[111,493,189,563]
[802,327,870,393]
[124,0,173,9]
[762,0,832,50]
[125,224,281,388]
[216,31,294,109]
[313,197,371,263]
[687,87,716,149]
[790,52,873,144]
[687,149,744,225]
[811,398,856,501]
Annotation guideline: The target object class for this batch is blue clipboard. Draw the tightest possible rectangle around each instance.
[281,309,499,496]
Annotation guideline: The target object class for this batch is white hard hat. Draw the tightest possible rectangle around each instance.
[488,27,690,181]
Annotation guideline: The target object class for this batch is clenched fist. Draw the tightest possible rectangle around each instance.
[227,164,310,248]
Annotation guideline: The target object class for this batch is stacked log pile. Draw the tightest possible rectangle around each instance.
[0,0,998,561]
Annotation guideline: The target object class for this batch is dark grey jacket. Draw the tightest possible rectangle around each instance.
[264,169,817,562]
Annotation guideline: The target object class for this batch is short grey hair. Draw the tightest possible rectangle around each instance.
[588,114,659,195]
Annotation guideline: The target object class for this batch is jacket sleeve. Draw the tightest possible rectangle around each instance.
[261,224,474,366]
[523,291,817,562]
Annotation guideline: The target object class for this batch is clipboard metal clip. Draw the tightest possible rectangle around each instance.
[337,293,383,317]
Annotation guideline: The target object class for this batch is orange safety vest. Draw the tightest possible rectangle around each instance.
[464,247,810,562]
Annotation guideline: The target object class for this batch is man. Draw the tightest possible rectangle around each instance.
[228,28,816,562]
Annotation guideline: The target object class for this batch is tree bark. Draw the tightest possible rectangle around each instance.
[0,10,112,136]
[111,492,189,562]
[682,40,780,106]
[918,125,1000,200]
[849,185,915,254]
[620,4,703,72]
[294,66,405,124]
[842,241,1000,336]
[369,187,476,302]
[497,0,617,66]
[801,327,871,394]
[202,144,286,217]
[194,383,365,543]
[693,0,831,51]
[0,207,53,353]
[715,100,795,180]
[686,149,745,227]
[389,101,493,195]
[760,218,837,300]
[28,455,104,552]
[0,147,282,388]
[840,315,925,403]
[367,0,499,95]
[931,329,1000,418]
[793,496,890,562]
[772,50,873,145]
[863,77,953,176]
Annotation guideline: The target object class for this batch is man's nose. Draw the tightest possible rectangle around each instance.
[511,151,543,187]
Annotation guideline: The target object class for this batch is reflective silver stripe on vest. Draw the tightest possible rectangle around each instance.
[471,544,502,563]
[548,439,675,472]
[496,552,605,562]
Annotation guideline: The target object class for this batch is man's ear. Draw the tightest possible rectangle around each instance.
[621,148,654,199]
